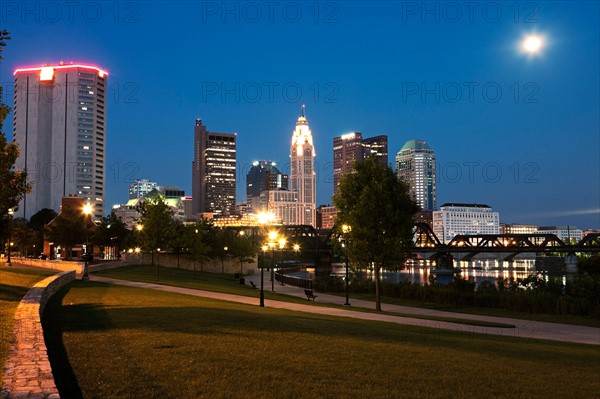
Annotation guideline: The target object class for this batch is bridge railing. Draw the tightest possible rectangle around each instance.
[274,266,312,290]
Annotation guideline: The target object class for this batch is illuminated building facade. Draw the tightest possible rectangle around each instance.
[433,203,499,243]
[333,132,388,194]
[395,139,436,211]
[192,119,236,216]
[129,179,157,200]
[246,160,288,213]
[13,63,108,220]
[289,106,316,226]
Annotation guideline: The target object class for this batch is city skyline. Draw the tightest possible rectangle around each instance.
[2,1,598,228]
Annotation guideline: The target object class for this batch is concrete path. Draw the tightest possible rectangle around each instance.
[90,274,600,346]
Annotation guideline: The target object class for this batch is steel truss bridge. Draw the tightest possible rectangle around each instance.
[412,223,600,261]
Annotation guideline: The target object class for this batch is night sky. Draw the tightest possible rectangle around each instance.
[2,1,599,228]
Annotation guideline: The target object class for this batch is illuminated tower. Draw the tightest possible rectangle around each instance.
[395,139,436,211]
[192,118,236,217]
[289,105,316,226]
[13,63,108,220]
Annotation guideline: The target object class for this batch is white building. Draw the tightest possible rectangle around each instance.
[129,179,158,200]
[537,226,583,242]
[433,203,500,243]
[13,63,108,220]
[288,106,316,226]
[500,223,538,235]
[268,190,299,225]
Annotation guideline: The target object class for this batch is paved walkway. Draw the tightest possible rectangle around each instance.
[90,274,600,346]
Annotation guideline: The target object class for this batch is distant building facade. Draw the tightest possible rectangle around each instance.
[395,139,436,211]
[268,190,299,225]
[433,203,499,243]
[129,179,158,200]
[246,160,288,213]
[158,185,185,198]
[317,205,338,229]
[192,118,236,216]
[333,132,388,194]
[500,223,538,235]
[538,226,583,242]
[13,63,108,221]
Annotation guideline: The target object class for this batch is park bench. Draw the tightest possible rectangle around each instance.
[250,281,257,289]
[304,289,317,301]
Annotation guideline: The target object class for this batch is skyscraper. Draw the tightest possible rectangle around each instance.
[333,132,388,194]
[395,139,436,211]
[246,160,288,213]
[289,106,316,226]
[13,63,108,220]
[192,118,236,216]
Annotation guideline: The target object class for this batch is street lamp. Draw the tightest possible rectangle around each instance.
[278,237,286,286]
[260,244,268,307]
[6,208,14,266]
[82,203,93,281]
[342,224,351,306]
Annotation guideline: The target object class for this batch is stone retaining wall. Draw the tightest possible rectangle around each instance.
[1,259,84,274]
[123,253,257,275]
[1,271,76,399]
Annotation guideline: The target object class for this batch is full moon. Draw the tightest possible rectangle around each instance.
[522,35,543,54]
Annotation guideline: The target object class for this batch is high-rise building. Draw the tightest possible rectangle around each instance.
[246,160,288,213]
[395,139,436,211]
[129,179,158,200]
[433,203,499,243]
[192,118,236,217]
[333,132,388,194]
[289,106,316,226]
[13,63,108,220]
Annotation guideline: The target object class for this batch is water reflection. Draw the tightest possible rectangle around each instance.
[330,258,542,286]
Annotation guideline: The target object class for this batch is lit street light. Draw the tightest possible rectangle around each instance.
[342,224,351,306]
[7,208,14,266]
[82,203,93,281]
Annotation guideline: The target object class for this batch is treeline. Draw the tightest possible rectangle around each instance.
[316,272,600,319]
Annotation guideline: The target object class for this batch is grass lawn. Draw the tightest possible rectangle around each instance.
[94,265,515,328]
[0,265,55,379]
[338,292,600,328]
[44,281,600,399]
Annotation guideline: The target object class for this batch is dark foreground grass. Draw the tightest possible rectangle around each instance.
[95,265,515,328]
[44,281,600,399]
[0,265,55,379]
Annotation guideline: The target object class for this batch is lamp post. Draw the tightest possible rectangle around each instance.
[278,238,286,286]
[342,224,351,306]
[82,203,93,281]
[260,244,268,307]
[7,208,14,266]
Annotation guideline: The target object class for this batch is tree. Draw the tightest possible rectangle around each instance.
[11,218,37,257]
[211,228,234,273]
[186,219,213,278]
[45,205,95,260]
[230,231,257,276]
[28,208,57,257]
[93,214,131,258]
[333,157,419,311]
[0,31,31,221]
[139,199,177,279]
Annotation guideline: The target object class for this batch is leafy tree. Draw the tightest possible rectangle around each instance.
[0,31,31,222]
[139,199,177,279]
[186,219,213,278]
[28,208,58,256]
[211,228,234,273]
[45,205,95,260]
[93,214,131,258]
[11,218,37,257]
[230,231,257,276]
[333,157,419,311]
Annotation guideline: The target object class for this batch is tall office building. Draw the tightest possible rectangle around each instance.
[395,139,436,211]
[246,160,288,213]
[129,179,158,200]
[289,106,316,226]
[192,118,236,216]
[13,63,108,220]
[333,132,388,194]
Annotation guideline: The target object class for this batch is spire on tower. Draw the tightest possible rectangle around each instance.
[301,104,305,117]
